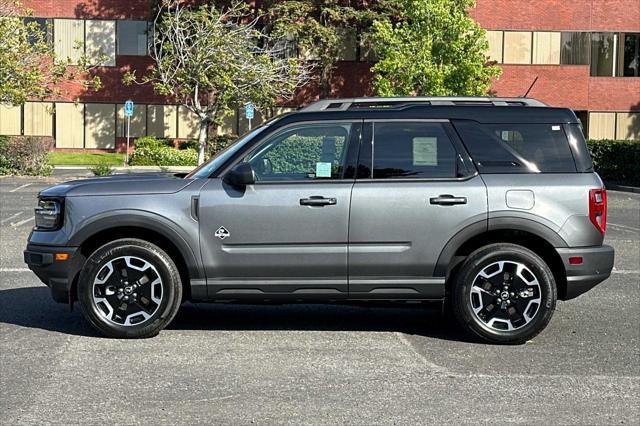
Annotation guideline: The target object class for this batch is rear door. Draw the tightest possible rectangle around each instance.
[198,121,361,300]
[348,120,487,299]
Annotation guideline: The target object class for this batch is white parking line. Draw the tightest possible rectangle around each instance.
[11,216,34,227]
[608,223,640,232]
[9,183,32,192]
[612,270,640,274]
[0,268,30,272]
[0,212,22,225]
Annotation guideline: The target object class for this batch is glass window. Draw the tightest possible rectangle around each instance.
[54,19,85,65]
[590,32,615,76]
[117,20,148,55]
[24,18,52,46]
[533,32,560,64]
[244,123,352,181]
[618,33,640,77]
[560,32,590,65]
[503,31,532,64]
[372,122,457,179]
[453,121,577,173]
[86,20,116,66]
[485,30,503,63]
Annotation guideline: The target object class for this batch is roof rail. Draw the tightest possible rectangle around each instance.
[300,97,548,112]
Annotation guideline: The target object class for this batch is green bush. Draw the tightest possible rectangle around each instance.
[90,162,114,176]
[134,136,172,150]
[587,139,640,186]
[0,136,52,176]
[129,145,198,166]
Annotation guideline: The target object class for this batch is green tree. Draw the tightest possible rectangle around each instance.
[0,0,101,105]
[370,0,501,96]
[125,1,310,165]
[262,0,399,97]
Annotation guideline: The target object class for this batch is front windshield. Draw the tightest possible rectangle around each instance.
[186,125,269,179]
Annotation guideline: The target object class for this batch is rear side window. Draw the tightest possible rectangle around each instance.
[453,121,577,173]
[372,122,458,179]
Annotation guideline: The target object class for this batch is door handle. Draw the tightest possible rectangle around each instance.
[429,194,467,205]
[300,196,337,206]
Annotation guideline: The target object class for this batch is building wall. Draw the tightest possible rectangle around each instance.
[2,0,639,149]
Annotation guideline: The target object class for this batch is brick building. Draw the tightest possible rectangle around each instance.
[0,0,638,151]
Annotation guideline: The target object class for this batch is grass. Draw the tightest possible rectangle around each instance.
[48,152,125,166]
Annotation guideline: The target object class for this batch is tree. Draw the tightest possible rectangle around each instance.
[125,1,311,165]
[370,0,501,96]
[261,0,399,97]
[0,0,101,105]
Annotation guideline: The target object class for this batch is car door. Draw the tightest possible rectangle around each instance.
[348,120,487,299]
[198,121,361,300]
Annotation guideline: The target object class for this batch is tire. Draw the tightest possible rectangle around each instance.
[452,243,556,344]
[77,238,183,338]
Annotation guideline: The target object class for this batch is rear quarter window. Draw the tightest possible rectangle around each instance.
[453,121,577,173]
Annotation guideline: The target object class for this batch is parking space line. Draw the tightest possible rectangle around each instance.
[1,212,22,225]
[11,216,34,227]
[612,269,640,274]
[9,183,32,193]
[394,332,453,375]
[608,223,640,232]
[0,268,30,272]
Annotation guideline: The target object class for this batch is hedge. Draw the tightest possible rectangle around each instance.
[128,136,198,166]
[587,139,640,186]
[0,136,52,176]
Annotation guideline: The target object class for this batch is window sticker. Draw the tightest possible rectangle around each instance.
[552,125,561,131]
[315,162,332,178]
[413,137,438,166]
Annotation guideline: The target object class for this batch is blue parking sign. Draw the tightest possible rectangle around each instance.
[245,102,254,120]
[124,100,134,117]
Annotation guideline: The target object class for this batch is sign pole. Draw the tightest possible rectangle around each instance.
[126,114,131,167]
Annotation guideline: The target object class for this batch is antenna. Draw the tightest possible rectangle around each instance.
[523,76,539,98]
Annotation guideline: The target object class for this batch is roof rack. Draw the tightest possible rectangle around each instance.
[300,97,548,112]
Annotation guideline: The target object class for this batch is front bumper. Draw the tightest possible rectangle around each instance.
[24,244,84,304]
[556,245,615,300]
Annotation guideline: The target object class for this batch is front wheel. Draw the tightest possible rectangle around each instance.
[77,239,182,338]
[452,243,556,344]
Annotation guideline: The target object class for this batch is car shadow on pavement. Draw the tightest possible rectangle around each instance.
[0,286,476,343]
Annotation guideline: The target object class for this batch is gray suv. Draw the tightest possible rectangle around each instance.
[24,97,614,343]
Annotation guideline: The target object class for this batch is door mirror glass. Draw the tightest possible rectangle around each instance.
[224,162,256,186]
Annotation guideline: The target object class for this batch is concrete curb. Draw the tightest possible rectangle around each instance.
[53,165,195,173]
[607,183,640,194]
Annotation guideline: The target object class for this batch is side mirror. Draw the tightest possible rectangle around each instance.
[224,162,255,186]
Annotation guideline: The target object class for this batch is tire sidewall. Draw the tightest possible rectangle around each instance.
[77,239,182,338]
[454,244,556,344]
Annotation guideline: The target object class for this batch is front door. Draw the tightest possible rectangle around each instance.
[198,121,360,300]
[348,120,487,299]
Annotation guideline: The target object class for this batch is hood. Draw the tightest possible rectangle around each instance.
[39,173,199,197]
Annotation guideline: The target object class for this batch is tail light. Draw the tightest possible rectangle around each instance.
[589,188,607,235]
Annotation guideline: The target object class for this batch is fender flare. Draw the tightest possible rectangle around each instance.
[434,217,568,277]
[68,210,204,280]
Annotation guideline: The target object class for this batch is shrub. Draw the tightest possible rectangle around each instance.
[90,162,114,176]
[208,134,237,157]
[0,136,52,176]
[587,139,640,186]
[129,145,198,166]
[134,136,172,150]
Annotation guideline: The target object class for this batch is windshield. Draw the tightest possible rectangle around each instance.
[186,125,269,179]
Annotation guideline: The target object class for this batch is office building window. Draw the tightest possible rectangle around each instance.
[117,104,147,137]
[54,19,85,65]
[55,103,84,148]
[560,32,590,65]
[24,102,54,137]
[86,20,116,66]
[503,31,532,64]
[588,112,616,140]
[147,105,177,139]
[485,30,503,63]
[24,17,52,46]
[618,33,640,77]
[590,32,616,76]
[0,104,22,136]
[85,104,115,149]
[117,20,149,56]
[533,32,561,64]
[616,112,640,140]
[178,106,200,139]
[336,28,357,61]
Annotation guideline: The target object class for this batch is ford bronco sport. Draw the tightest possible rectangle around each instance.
[24,97,614,343]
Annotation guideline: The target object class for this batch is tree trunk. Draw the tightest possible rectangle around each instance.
[197,121,208,165]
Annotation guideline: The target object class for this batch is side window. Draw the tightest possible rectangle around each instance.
[372,122,458,179]
[453,121,577,173]
[244,123,352,181]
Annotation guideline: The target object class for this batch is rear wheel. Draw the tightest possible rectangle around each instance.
[452,243,556,344]
[77,238,182,338]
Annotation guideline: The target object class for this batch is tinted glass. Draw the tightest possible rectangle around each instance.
[453,121,577,173]
[117,20,148,55]
[372,122,457,179]
[619,33,640,77]
[24,18,51,46]
[591,32,615,76]
[560,32,590,65]
[245,123,351,181]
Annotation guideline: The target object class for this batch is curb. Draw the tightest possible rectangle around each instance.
[606,183,640,194]
[53,165,195,172]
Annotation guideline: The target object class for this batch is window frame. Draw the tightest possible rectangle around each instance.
[219,120,363,184]
[356,119,477,182]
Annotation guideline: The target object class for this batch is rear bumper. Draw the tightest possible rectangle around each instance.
[24,244,84,304]
[556,245,615,300]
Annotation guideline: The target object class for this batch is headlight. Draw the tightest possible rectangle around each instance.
[34,198,63,230]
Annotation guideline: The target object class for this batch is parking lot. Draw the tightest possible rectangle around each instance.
[1,173,639,424]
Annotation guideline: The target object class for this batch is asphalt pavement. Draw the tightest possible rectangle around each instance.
[1,174,639,424]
